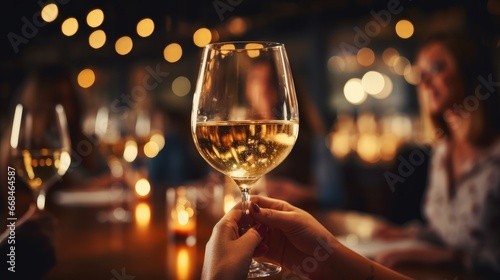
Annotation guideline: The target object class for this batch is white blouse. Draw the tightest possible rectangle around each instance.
[423,138,500,272]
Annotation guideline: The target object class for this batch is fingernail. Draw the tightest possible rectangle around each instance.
[255,224,267,238]
[252,203,260,213]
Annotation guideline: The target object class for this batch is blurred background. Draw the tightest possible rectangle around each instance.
[1,0,499,279]
[1,0,499,220]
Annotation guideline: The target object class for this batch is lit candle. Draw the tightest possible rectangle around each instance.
[167,187,197,245]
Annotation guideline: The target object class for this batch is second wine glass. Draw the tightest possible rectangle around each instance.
[10,103,72,211]
[191,41,299,278]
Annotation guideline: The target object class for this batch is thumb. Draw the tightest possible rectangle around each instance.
[235,224,267,252]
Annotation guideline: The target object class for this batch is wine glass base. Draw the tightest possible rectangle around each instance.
[248,259,281,278]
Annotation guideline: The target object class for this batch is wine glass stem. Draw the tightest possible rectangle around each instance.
[239,187,253,235]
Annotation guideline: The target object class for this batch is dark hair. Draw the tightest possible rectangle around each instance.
[417,31,500,146]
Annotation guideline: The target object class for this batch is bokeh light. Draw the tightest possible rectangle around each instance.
[135,178,151,197]
[77,68,95,88]
[395,19,414,39]
[357,48,375,66]
[87,9,104,28]
[123,139,138,162]
[89,30,106,49]
[137,18,155,37]
[361,71,385,95]
[193,27,212,47]
[344,78,367,105]
[115,36,133,55]
[61,17,78,36]
[357,134,381,163]
[135,202,151,229]
[382,48,399,66]
[41,3,58,23]
[245,42,263,58]
[164,43,182,63]
[172,76,191,96]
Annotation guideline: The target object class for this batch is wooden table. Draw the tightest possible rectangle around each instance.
[35,188,487,280]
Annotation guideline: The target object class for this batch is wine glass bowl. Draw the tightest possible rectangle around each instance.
[10,103,71,210]
[192,41,299,278]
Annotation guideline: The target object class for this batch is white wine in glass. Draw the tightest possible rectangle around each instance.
[10,103,72,210]
[192,41,299,278]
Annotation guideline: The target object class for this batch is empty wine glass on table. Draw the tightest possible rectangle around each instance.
[9,102,72,211]
[191,41,299,278]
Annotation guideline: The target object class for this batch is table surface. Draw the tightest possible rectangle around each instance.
[36,187,485,280]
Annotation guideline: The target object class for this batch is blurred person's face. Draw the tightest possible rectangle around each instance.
[416,42,466,116]
[246,63,278,119]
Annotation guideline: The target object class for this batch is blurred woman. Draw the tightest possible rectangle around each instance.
[373,31,500,276]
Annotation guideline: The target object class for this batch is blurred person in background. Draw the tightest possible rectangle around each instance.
[0,64,110,278]
[373,31,500,277]
[245,61,345,209]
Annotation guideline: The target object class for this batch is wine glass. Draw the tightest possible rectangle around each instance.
[191,41,299,277]
[9,103,72,211]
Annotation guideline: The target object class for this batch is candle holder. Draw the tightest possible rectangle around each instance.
[166,186,197,246]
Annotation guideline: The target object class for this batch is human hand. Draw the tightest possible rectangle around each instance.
[250,196,340,279]
[374,246,454,268]
[201,203,268,280]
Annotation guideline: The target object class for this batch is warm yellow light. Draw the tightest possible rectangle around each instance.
[357,113,377,134]
[135,178,151,197]
[89,30,106,49]
[382,48,399,66]
[357,134,381,163]
[41,3,58,23]
[372,74,393,99]
[193,28,212,47]
[150,133,165,150]
[137,18,155,37]
[380,133,399,161]
[61,17,78,36]
[135,202,151,228]
[163,43,182,63]
[344,78,367,105]
[361,71,385,95]
[227,17,247,36]
[77,68,95,88]
[172,76,191,97]
[144,141,160,158]
[123,139,138,162]
[177,248,190,280]
[395,19,414,39]
[87,9,104,28]
[329,131,351,159]
[244,43,263,58]
[357,48,375,66]
[115,36,133,55]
